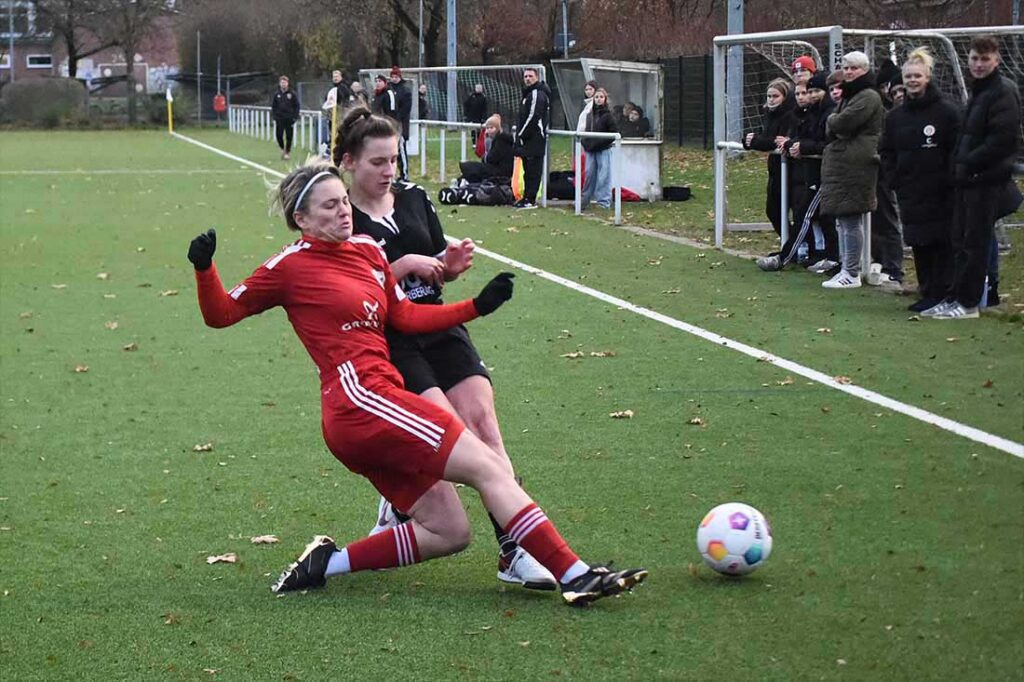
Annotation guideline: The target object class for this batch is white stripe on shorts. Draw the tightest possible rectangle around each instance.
[338,362,444,449]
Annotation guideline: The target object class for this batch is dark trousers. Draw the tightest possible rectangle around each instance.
[765,171,791,238]
[952,185,999,308]
[871,178,904,280]
[459,161,504,184]
[275,119,295,152]
[779,186,839,265]
[910,241,953,302]
[521,154,543,204]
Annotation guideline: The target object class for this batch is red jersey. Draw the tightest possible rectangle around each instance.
[194,235,478,392]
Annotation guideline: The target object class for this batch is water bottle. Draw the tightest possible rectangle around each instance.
[797,242,809,264]
[648,182,656,203]
[980,276,989,308]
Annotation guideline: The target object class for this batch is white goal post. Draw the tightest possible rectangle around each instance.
[712,24,1024,248]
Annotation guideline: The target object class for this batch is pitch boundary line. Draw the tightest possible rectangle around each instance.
[170,131,1024,459]
[0,169,255,175]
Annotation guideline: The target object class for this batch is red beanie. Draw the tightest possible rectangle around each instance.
[390,65,402,78]
[791,56,817,73]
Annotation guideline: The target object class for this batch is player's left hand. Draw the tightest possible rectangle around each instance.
[473,272,515,316]
[443,238,475,279]
[188,229,217,271]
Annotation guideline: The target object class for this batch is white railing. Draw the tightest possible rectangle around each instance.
[415,118,623,225]
[228,105,326,154]
[716,141,872,273]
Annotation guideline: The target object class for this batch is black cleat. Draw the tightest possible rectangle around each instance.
[561,564,648,606]
[271,535,336,593]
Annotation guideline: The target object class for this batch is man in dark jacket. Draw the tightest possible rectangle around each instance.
[934,35,1021,319]
[464,84,488,124]
[271,75,301,160]
[513,68,550,209]
[388,66,413,181]
[869,61,906,291]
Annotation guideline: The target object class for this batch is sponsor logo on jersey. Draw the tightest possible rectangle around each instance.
[341,300,381,331]
[372,268,386,289]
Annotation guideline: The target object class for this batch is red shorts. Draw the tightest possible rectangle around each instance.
[321,362,464,512]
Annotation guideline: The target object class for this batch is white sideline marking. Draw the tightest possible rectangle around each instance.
[170,132,1024,459]
[0,169,254,175]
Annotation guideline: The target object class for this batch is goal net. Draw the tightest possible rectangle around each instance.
[712,25,1024,244]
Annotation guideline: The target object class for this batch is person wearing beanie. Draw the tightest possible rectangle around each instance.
[388,67,413,181]
[791,56,817,86]
[372,74,397,121]
[808,71,828,93]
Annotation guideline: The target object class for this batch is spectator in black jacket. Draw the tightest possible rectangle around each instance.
[619,105,651,138]
[512,68,550,209]
[880,48,961,312]
[464,84,489,124]
[459,114,515,183]
[868,59,906,292]
[581,88,618,210]
[418,83,430,120]
[743,78,796,245]
[373,75,396,118]
[389,66,413,181]
[933,35,1021,319]
[758,75,837,271]
[271,75,301,160]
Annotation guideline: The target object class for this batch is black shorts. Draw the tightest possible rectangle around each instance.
[386,325,491,395]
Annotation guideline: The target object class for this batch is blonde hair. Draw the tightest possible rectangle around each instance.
[484,113,502,130]
[270,159,342,232]
[767,78,791,99]
[904,46,934,76]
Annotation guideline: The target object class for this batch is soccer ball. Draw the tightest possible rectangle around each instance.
[696,502,773,575]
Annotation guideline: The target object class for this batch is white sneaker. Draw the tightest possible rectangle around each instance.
[920,300,952,316]
[368,496,400,537]
[497,546,557,591]
[931,302,979,319]
[876,275,904,294]
[807,259,838,274]
[822,271,862,289]
[756,254,782,271]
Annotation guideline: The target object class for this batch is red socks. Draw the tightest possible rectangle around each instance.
[504,503,580,580]
[345,524,420,572]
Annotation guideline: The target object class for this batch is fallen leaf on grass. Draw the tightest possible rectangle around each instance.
[833,376,853,385]
[51,284,67,289]
[687,417,706,426]
[505,226,519,233]
[163,612,179,625]
[646,257,663,266]
[945,337,959,343]
[560,351,585,359]
[205,553,236,564]
[103,293,117,299]
[662,288,681,294]
[821,406,831,414]
[609,410,634,419]
[159,290,179,297]
[105,321,119,330]
[519,641,530,647]
[19,312,32,319]
[907,315,921,322]
[193,442,214,452]
[982,379,994,388]
[687,562,700,579]
[817,327,832,334]
[589,350,616,357]
[96,272,110,280]
[557,329,573,338]
[203,668,219,675]
[250,535,279,544]
[776,376,794,386]
[74,364,89,373]
[122,343,138,352]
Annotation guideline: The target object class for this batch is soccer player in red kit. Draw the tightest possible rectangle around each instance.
[187,161,647,605]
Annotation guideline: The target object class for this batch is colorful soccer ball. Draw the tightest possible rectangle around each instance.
[696,502,773,575]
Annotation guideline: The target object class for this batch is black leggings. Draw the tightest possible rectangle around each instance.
[275,119,295,152]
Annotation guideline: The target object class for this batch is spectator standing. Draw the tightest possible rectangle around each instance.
[512,68,550,209]
[389,66,413,182]
[880,47,961,312]
[350,80,371,109]
[790,56,816,89]
[271,75,301,160]
[580,88,618,210]
[933,35,1021,319]
[868,60,906,292]
[575,80,598,131]
[464,84,489,124]
[418,83,430,120]
[743,78,796,247]
[320,70,345,157]
[819,51,885,289]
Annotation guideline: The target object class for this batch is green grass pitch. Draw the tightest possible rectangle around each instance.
[1,129,1022,679]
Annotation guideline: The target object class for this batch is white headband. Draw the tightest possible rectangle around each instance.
[293,171,334,217]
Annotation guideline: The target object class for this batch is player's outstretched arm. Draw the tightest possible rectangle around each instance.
[188,229,249,329]
[388,272,515,334]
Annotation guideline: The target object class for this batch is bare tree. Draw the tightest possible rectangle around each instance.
[97,0,166,124]
[35,0,113,78]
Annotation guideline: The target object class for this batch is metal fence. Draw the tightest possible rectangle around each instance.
[659,55,714,148]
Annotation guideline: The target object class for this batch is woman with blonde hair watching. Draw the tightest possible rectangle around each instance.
[743,78,796,245]
[879,47,962,311]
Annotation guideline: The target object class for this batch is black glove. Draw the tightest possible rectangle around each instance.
[473,272,515,316]
[188,229,217,271]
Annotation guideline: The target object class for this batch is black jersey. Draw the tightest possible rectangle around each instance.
[351,182,447,306]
